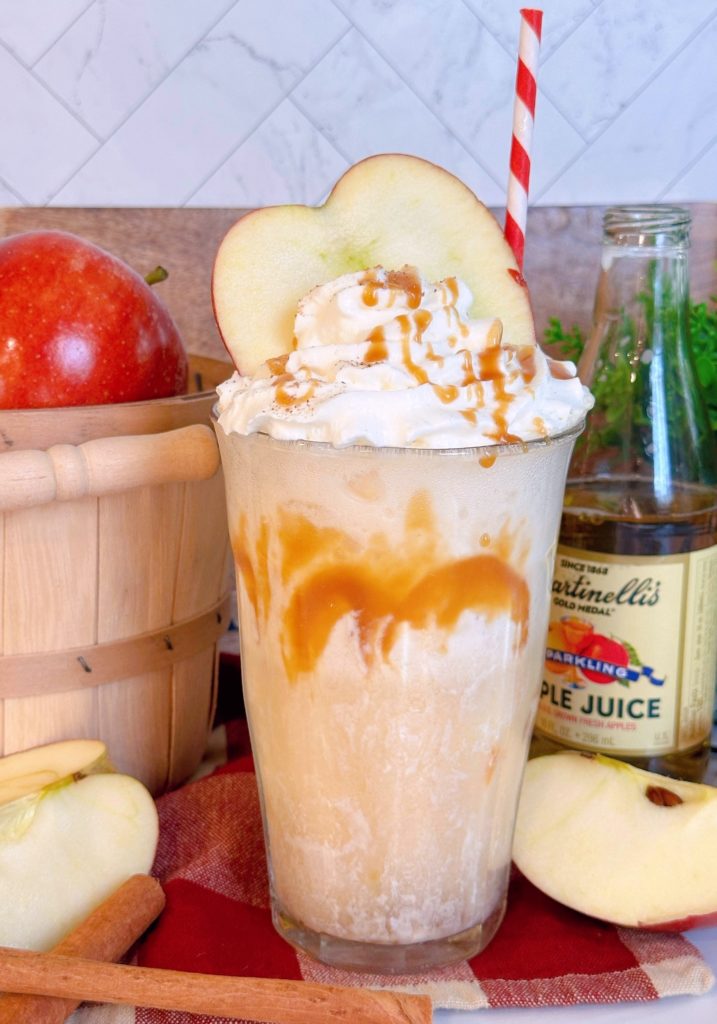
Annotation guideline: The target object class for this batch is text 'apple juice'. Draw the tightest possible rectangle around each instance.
[532,206,717,782]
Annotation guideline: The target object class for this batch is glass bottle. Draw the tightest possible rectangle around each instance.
[532,205,717,782]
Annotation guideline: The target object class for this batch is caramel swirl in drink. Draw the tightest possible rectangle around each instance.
[232,494,530,683]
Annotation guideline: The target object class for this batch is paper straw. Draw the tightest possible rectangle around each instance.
[504,8,543,271]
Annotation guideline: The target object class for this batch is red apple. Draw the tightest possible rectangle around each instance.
[0,230,188,409]
[514,752,717,930]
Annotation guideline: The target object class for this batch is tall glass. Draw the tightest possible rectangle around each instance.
[214,422,581,973]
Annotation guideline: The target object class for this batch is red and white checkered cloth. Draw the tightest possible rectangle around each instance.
[71,721,714,1022]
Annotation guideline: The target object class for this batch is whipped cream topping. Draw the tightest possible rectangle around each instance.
[217,266,593,448]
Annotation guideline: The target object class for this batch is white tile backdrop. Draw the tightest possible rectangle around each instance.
[0,0,715,208]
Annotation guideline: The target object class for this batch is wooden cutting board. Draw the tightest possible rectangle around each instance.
[1,204,716,357]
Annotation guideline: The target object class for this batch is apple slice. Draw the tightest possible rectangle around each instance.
[213,153,534,375]
[0,738,108,806]
[513,751,717,930]
[0,740,159,950]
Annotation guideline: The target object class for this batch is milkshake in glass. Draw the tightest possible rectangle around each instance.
[214,263,592,973]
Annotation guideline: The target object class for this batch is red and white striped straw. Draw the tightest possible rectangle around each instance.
[504,8,543,272]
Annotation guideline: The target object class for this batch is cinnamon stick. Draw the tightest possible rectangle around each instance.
[0,874,165,1024]
[0,946,432,1024]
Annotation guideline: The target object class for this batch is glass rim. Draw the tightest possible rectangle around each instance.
[212,406,585,458]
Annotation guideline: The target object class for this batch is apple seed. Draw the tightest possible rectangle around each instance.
[646,785,683,807]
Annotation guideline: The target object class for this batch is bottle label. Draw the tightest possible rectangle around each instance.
[535,544,717,755]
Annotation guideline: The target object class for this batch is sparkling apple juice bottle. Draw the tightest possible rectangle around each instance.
[533,206,717,782]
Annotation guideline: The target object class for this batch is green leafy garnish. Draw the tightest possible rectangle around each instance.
[688,297,717,431]
[546,294,717,434]
[544,317,585,364]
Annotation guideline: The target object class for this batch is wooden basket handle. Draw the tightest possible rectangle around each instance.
[0,424,220,513]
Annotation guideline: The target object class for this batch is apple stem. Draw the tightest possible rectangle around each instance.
[144,266,168,286]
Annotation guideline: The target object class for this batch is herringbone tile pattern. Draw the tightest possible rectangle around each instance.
[0,0,715,207]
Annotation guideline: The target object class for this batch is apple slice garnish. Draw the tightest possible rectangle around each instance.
[0,740,159,950]
[513,751,717,930]
[212,153,534,375]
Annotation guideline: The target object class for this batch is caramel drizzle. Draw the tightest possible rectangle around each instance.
[283,546,529,679]
[445,302,469,339]
[360,267,423,310]
[439,277,460,309]
[433,384,460,404]
[231,517,270,625]
[395,315,427,385]
[233,497,531,684]
[361,269,381,307]
[425,342,445,365]
[445,277,459,302]
[375,553,529,660]
[460,350,479,386]
[478,343,502,381]
[478,343,520,443]
[414,309,432,336]
[275,378,317,407]
[365,328,388,363]
[266,354,290,375]
[386,267,422,308]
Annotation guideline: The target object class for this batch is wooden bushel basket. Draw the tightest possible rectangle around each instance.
[0,357,232,795]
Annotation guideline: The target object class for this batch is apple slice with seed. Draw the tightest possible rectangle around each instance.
[513,751,717,930]
[212,153,534,375]
[0,740,158,950]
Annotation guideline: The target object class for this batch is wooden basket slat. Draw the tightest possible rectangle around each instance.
[172,473,231,622]
[2,498,99,653]
[2,498,100,756]
[97,484,186,642]
[166,471,231,789]
[168,647,219,790]
[97,669,173,795]
[3,691,100,756]
[95,482,186,791]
